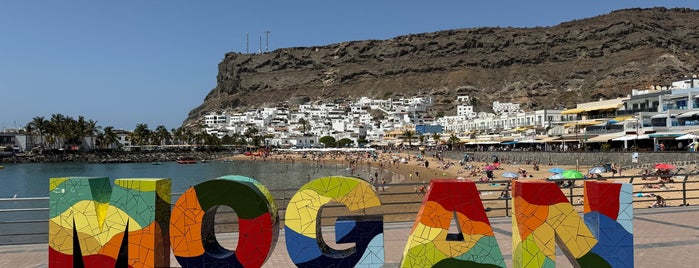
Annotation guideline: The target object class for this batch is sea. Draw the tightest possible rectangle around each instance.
[0,160,372,199]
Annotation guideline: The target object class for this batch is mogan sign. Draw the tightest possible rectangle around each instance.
[48,175,633,268]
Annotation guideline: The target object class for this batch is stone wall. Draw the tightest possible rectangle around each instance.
[443,151,699,170]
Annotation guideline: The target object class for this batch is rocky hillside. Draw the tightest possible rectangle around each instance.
[184,7,699,127]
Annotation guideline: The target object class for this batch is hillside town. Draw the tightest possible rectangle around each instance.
[197,77,699,152]
[2,77,699,154]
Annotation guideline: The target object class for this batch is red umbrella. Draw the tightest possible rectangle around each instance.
[655,163,676,171]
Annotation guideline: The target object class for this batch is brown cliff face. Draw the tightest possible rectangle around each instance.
[185,7,699,127]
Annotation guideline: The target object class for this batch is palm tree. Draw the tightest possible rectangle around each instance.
[29,116,49,148]
[244,127,259,146]
[298,118,309,135]
[154,125,171,146]
[132,123,151,146]
[86,119,100,150]
[98,126,119,149]
[48,113,67,149]
[432,133,442,146]
[403,129,414,148]
[448,133,460,150]
[418,135,426,146]
[172,127,184,145]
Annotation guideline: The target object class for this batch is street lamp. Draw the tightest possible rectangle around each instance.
[634,117,640,151]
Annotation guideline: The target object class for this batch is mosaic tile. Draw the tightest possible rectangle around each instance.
[170,176,278,268]
[49,177,170,268]
[513,180,633,268]
[285,176,384,268]
[401,179,505,268]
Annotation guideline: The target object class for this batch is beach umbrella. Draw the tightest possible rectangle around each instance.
[548,167,565,174]
[654,163,676,171]
[588,166,607,174]
[562,169,584,179]
[501,171,519,179]
[548,173,564,180]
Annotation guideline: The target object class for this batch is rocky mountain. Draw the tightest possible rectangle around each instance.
[184,7,699,127]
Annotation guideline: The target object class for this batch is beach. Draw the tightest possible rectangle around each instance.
[224,149,699,217]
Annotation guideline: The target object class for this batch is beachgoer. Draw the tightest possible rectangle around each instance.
[649,195,667,208]
[381,178,386,191]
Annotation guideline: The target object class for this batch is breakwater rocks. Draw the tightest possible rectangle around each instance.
[0,150,235,164]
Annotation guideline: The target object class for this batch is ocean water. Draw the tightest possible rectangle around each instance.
[0,160,364,198]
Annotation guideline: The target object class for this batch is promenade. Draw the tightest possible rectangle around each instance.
[3,206,699,267]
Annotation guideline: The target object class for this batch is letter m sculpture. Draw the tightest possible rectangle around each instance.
[49,177,171,268]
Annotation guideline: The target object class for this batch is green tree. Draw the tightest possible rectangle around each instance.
[98,126,119,149]
[403,130,414,147]
[418,135,426,145]
[338,138,353,147]
[28,116,49,148]
[319,136,337,148]
[298,118,309,135]
[448,133,460,150]
[154,125,171,146]
[244,127,259,145]
[431,132,442,145]
[131,123,151,146]
[221,135,235,145]
[172,127,184,145]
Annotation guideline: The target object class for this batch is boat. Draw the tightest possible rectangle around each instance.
[0,166,4,170]
[151,162,163,165]
[176,158,197,164]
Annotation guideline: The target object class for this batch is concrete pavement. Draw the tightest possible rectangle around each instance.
[3,206,699,267]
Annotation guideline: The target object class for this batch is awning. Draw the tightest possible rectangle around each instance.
[648,133,684,138]
[581,103,623,112]
[612,134,649,141]
[678,110,699,118]
[586,133,626,143]
[563,120,603,128]
[467,141,501,145]
[561,108,585,114]
[613,115,634,122]
[651,113,671,119]
[519,139,545,143]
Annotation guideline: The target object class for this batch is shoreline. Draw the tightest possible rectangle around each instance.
[0,150,234,164]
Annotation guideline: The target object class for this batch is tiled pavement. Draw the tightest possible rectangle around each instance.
[4,206,699,267]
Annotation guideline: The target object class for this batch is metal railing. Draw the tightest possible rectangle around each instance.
[3,172,697,245]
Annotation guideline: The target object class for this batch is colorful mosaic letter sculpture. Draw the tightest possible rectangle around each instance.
[512,180,633,268]
[401,179,505,267]
[285,176,384,267]
[170,175,279,268]
[581,181,633,267]
[49,177,171,268]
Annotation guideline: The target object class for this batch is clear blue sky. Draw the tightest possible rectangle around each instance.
[2,1,698,131]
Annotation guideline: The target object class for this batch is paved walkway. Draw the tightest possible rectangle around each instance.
[3,206,699,267]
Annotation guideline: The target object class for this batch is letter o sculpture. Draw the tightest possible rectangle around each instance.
[170,175,279,267]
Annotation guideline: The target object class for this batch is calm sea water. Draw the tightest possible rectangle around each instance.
[0,160,364,198]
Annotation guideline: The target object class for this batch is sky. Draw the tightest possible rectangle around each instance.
[2,1,699,131]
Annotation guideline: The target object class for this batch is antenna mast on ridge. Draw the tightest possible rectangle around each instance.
[246,32,249,54]
[264,30,271,52]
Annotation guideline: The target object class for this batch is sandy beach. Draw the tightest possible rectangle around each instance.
[224,149,698,217]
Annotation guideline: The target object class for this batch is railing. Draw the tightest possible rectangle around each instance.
[3,172,697,245]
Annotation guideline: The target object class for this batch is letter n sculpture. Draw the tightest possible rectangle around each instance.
[512,180,633,268]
